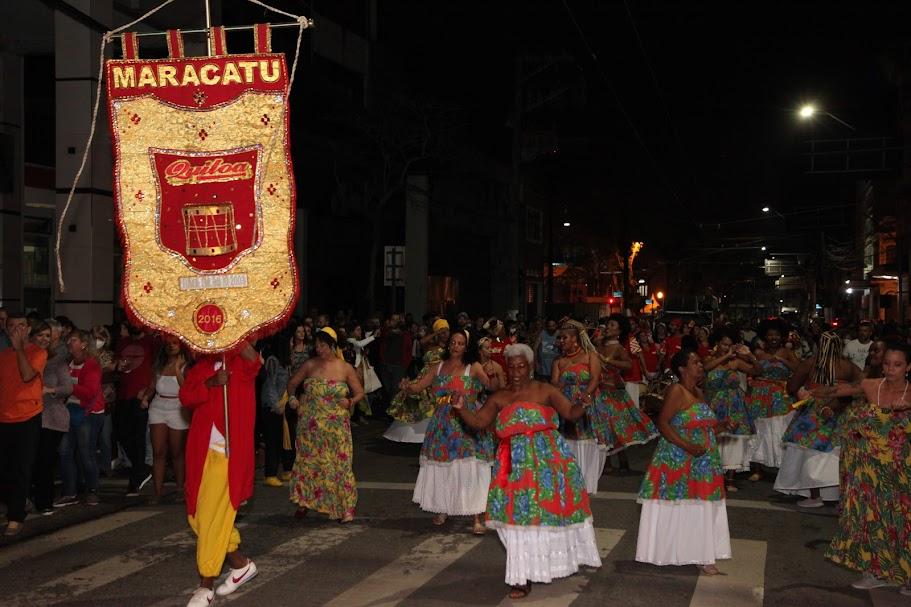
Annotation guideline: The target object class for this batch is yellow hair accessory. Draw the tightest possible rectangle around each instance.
[432,318,450,332]
[319,327,345,360]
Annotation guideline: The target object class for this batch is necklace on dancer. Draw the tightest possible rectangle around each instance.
[564,346,583,358]
[877,378,909,409]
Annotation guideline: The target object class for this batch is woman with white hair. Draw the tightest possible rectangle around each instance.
[453,343,601,599]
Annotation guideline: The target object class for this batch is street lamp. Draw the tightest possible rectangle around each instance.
[563,221,571,227]
[656,291,664,300]
[761,246,767,251]
[798,103,856,131]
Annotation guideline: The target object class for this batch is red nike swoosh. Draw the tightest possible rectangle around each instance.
[232,566,250,584]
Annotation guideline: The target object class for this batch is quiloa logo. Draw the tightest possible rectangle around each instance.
[164,157,253,186]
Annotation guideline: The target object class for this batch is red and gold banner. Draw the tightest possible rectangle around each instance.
[106,27,298,353]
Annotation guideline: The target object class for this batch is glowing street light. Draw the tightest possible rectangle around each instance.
[563,221,571,227]
[797,103,856,131]
[761,206,770,213]
[761,246,767,251]
[656,291,664,300]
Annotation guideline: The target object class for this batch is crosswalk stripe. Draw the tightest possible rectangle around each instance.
[322,533,484,606]
[689,539,766,607]
[497,527,626,607]
[146,524,368,607]
[5,525,196,606]
[356,481,793,513]
[0,510,162,569]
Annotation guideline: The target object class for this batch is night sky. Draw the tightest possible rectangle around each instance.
[378,1,909,237]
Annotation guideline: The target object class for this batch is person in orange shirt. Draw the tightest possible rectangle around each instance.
[0,312,49,536]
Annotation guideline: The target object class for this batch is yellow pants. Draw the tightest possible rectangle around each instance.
[187,449,240,577]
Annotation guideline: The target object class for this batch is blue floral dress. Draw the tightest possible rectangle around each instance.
[705,367,754,436]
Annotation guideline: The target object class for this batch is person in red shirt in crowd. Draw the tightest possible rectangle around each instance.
[483,317,508,369]
[637,323,661,377]
[377,314,413,410]
[179,339,261,607]
[115,322,156,496]
[56,329,105,507]
[0,313,48,535]
[662,318,683,369]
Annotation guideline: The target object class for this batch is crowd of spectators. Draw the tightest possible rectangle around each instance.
[0,304,908,537]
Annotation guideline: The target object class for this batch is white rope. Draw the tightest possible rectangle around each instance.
[55,0,180,292]
[55,0,310,292]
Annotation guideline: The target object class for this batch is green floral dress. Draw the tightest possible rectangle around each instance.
[387,347,444,424]
[826,403,911,585]
[290,378,357,519]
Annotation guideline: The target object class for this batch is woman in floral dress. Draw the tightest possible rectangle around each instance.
[636,349,731,574]
[774,331,863,507]
[597,316,658,475]
[403,329,492,533]
[747,317,799,479]
[383,319,450,443]
[826,342,911,595]
[287,328,365,523]
[702,327,762,492]
[551,320,613,493]
[454,343,601,599]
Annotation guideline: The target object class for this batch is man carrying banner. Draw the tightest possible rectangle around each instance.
[179,339,261,606]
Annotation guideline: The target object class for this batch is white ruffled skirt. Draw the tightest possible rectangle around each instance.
[491,519,602,586]
[773,443,840,500]
[563,439,607,494]
[636,499,732,566]
[412,456,491,515]
[749,412,795,468]
[383,418,430,443]
[717,434,752,472]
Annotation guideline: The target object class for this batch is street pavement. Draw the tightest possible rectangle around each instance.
[0,418,905,607]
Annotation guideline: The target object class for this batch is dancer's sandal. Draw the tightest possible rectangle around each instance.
[432,513,448,526]
[472,520,486,535]
[340,511,355,524]
[294,507,308,520]
[700,564,721,575]
[508,582,531,599]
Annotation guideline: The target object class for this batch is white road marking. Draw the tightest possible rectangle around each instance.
[689,539,766,607]
[357,481,794,512]
[498,527,626,607]
[323,533,484,607]
[5,525,196,606]
[148,524,369,607]
[0,510,162,569]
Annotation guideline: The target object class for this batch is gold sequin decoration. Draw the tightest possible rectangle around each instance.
[111,90,296,353]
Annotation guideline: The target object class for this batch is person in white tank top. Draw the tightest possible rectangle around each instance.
[142,335,190,500]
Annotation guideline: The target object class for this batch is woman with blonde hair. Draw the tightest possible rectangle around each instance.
[551,319,613,493]
[57,329,105,506]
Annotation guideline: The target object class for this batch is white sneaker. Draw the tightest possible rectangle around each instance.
[851,573,897,589]
[797,497,824,508]
[215,560,258,596]
[186,587,214,607]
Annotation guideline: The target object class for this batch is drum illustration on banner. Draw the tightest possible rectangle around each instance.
[105,25,299,353]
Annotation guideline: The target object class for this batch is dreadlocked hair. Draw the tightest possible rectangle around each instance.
[812,331,843,386]
[561,319,597,354]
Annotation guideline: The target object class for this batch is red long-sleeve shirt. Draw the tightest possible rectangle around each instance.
[69,357,104,414]
[179,352,261,516]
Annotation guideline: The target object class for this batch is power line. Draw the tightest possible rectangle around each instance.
[559,0,693,222]
[620,0,699,198]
